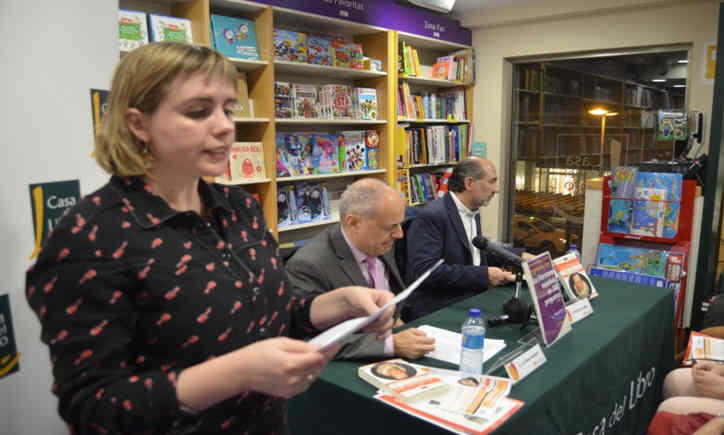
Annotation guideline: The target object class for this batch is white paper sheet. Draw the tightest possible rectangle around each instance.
[309,259,444,350]
[417,325,506,366]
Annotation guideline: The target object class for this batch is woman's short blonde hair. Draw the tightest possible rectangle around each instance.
[94,42,238,176]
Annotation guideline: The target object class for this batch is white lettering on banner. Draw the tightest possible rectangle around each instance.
[575,366,656,435]
[332,0,364,11]
[46,195,76,209]
[424,21,446,33]
[46,217,63,233]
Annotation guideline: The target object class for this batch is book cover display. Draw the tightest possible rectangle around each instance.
[521,252,571,347]
[320,84,352,119]
[118,10,149,52]
[552,253,598,301]
[366,130,380,170]
[276,132,304,177]
[275,82,293,119]
[210,15,259,60]
[148,14,193,43]
[311,133,339,174]
[358,359,449,403]
[274,28,307,63]
[292,84,319,119]
[294,182,330,224]
[339,131,367,172]
[331,39,364,69]
[355,87,378,120]
[225,142,266,181]
[307,34,333,65]
[277,185,297,227]
[657,111,688,141]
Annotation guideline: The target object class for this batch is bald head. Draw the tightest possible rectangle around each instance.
[340,178,405,256]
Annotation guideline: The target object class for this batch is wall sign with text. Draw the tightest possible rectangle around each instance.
[28,180,81,259]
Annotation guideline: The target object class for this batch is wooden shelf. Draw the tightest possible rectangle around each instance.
[229,57,268,72]
[210,0,267,14]
[215,178,272,186]
[401,75,471,88]
[407,162,457,169]
[273,6,387,35]
[275,118,386,125]
[277,169,386,183]
[232,117,270,123]
[398,31,470,50]
[278,218,340,233]
[274,60,386,79]
[398,118,470,124]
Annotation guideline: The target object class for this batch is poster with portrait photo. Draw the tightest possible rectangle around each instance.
[552,252,599,301]
[358,358,449,403]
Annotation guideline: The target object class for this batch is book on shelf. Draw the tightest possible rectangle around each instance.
[292,83,319,119]
[319,84,352,119]
[311,133,339,174]
[210,14,259,60]
[307,34,333,66]
[589,267,669,288]
[148,14,193,44]
[339,131,367,172]
[521,252,572,347]
[358,359,449,403]
[552,253,599,301]
[595,243,669,277]
[275,81,293,119]
[224,142,265,182]
[276,132,305,177]
[231,72,253,118]
[274,28,307,63]
[294,182,331,224]
[118,10,149,52]
[355,87,378,120]
[365,130,380,170]
[331,39,364,69]
[277,185,297,227]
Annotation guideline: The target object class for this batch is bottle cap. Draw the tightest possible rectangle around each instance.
[569,244,578,250]
[468,308,481,317]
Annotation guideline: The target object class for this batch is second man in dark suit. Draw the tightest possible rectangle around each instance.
[286,178,435,360]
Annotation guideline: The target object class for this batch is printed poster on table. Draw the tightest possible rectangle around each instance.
[28,180,81,260]
[522,252,571,347]
[0,294,20,379]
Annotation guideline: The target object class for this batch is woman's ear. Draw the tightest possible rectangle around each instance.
[125,108,150,143]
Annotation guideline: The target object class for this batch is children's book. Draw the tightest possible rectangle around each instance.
[366,130,380,170]
[148,14,193,43]
[274,28,307,62]
[633,172,682,238]
[210,15,260,60]
[118,10,149,52]
[294,182,330,223]
[320,84,352,119]
[521,252,571,347]
[276,132,304,176]
[607,199,632,234]
[277,185,296,227]
[297,133,315,175]
[631,187,667,237]
[589,267,669,288]
[311,133,339,174]
[227,142,265,181]
[610,166,638,198]
[307,34,333,66]
[552,253,599,301]
[274,81,293,119]
[339,131,367,172]
[596,243,668,277]
[355,87,378,120]
[331,40,364,69]
[657,111,688,141]
[292,84,319,119]
[358,359,449,403]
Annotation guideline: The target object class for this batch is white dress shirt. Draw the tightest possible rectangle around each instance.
[450,192,481,266]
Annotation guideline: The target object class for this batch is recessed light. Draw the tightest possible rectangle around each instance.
[673,84,686,88]
[678,59,689,64]
[652,79,666,82]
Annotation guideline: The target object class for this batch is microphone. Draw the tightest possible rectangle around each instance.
[486,314,509,327]
[472,236,522,266]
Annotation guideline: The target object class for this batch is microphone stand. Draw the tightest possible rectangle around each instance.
[502,269,533,328]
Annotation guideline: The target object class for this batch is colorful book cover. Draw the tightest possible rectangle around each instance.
[331,40,363,69]
[607,199,632,234]
[297,133,315,175]
[276,132,304,176]
[292,83,318,119]
[552,253,599,301]
[321,84,352,119]
[210,15,259,60]
[596,243,668,277]
[312,133,339,174]
[307,34,333,66]
[632,172,682,238]
[521,252,571,347]
[356,87,378,120]
[339,131,367,172]
[148,14,193,43]
[610,166,637,198]
[227,142,266,181]
[274,81,293,119]
[657,111,688,141]
[294,182,330,223]
[277,185,296,227]
[366,130,380,170]
[631,187,667,237]
[358,359,449,403]
[274,28,307,62]
[118,10,149,52]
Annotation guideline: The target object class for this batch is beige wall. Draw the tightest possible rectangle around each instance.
[463,0,718,240]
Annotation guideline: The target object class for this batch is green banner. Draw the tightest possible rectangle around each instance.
[28,179,81,259]
[0,294,20,379]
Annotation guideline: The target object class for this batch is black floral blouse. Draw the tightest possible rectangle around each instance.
[26,176,317,435]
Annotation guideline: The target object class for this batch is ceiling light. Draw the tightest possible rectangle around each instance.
[678,59,688,64]
[673,84,686,88]
[652,79,666,82]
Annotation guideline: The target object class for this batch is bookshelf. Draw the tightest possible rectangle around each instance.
[393,31,474,205]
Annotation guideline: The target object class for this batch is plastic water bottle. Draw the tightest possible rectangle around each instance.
[460,308,485,374]
[567,244,581,260]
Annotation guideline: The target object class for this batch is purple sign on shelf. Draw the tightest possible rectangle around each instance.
[255,0,471,46]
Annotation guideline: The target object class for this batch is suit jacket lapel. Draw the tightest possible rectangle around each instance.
[381,251,404,293]
[444,193,472,262]
[329,224,369,286]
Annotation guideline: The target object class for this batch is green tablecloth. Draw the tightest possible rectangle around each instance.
[289,277,674,434]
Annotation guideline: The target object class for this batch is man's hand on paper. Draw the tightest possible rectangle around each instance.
[488,267,515,287]
[394,328,436,359]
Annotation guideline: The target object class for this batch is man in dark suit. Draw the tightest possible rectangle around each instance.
[405,158,531,320]
[286,178,435,360]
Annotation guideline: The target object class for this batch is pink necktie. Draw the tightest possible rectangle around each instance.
[366,256,378,288]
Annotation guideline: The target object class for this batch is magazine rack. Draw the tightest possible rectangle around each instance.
[598,175,697,351]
